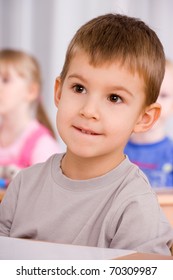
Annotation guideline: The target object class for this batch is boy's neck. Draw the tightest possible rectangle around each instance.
[60,149,125,180]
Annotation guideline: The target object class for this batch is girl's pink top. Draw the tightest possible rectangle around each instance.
[0,120,61,168]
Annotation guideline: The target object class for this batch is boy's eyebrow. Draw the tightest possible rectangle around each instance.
[68,73,87,83]
[108,86,134,97]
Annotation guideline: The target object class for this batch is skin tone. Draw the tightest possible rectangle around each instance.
[130,64,173,143]
[54,50,161,180]
[0,65,38,147]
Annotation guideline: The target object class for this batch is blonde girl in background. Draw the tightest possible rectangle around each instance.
[0,49,61,187]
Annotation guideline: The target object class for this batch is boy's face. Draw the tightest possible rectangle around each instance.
[55,51,158,162]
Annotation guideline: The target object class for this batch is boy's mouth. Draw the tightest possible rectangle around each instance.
[73,126,99,136]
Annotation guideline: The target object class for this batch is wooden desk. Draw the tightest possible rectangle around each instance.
[116,252,173,260]
[155,189,173,227]
[0,189,5,202]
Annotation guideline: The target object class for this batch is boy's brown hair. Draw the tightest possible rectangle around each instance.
[60,13,165,106]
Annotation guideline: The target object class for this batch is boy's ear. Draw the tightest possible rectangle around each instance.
[54,77,62,107]
[133,103,161,133]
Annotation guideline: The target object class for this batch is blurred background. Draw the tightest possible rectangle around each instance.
[0,0,173,151]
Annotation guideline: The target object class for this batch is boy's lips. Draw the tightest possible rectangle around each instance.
[73,125,100,136]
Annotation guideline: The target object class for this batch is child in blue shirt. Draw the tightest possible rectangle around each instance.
[125,60,173,187]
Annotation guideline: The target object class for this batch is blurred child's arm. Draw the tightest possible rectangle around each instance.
[0,176,19,236]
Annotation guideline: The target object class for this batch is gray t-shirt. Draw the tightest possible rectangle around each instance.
[0,153,173,255]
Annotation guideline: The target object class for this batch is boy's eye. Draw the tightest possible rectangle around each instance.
[108,94,122,103]
[73,84,86,94]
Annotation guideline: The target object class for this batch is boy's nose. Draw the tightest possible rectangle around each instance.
[79,97,100,120]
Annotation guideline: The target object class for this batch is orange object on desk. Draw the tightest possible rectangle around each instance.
[0,189,5,202]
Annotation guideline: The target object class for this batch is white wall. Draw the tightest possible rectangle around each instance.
[1,0,173,150]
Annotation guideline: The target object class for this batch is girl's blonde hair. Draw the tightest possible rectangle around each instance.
[0,49,56,138]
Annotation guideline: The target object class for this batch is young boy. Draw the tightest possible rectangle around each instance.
[0,13,173,255]
[125,59,173,187]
